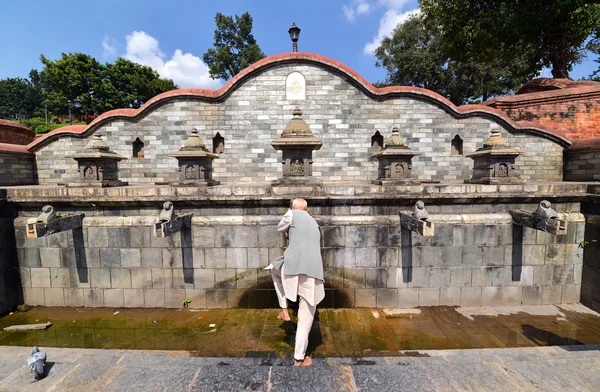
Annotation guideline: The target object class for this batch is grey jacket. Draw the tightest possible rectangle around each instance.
[275,209,324,281]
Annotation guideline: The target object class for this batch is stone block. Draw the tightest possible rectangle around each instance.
[40,248,61,268]
[387,226,402,246]
[23,287,45,306]
[376,289,398,308]
[30,268,51,287]
[106,228,130,248]
[268,247,284,262]
[257,226,280,248]
[87,227,108,248]
[193,227,216,247]
[50,268,71,288]
[247,248,269,269]
[151,268,169,289]
[355,247,377,268]
[100,248,121,268]
[376,247,399,268]
[542,285,562,305]
[162,248,183,268]
[120,248,141,268]
[90,268,111,289]
[206,289,228,308]
[19,267,31,288]
[429,268,450,287]
[366,269,388,288]
[521,227,537,244]
[60,247,77,268]
[545,245,566,265]
[185,289,207,309]
[44,287,65,306]
[345,226,369,248]
[83,288,104,307]
[355,288,376,307]
[482,246,504,267]
[453,225,474,246]
[333,248,355,268]
[450,268,471,287]
[561,285,581,303]
[194,269,215,289]
[165,289,186,308]
[234,226,258,248]
[431,225,453,246]
[462,246,483,267]
[460,287,482,307]
[227,288,248,308]
[502,286,522,306]
[440,246,463,267]
[111,269,131,289]
[214,227,235,247]
[522,286,543,305]
[553,265,574,285]
[225,248,247,269]
[129,227,151,248]
[414,247,442,268]
[520,266,534,285]
[396,287,418,307]
[205,248,226,268]
[419,288,440,306]
[104,289,124,307]
[18,248,41,268]
[471,267,493,287]
[215,269,236,289]
[84,248,101,268]
[144,289,165,308]
[492,267,512,287]
[481,287,503,306]
[131,268,152,289]
[566,244,583,265]
[322,226,345,247]
[533,265,554,286]
[124,288,145,307]
[236,269,257,288]
[344,268,367,288]
[574,264,582,285]
[141,248,163,268]
[523,245,545,265]
[64,288,84,307]
[439,287,461,306]
[408,267,430,288]
[46,231,68,248]
[474,225,502,246]
[150,232,180,248]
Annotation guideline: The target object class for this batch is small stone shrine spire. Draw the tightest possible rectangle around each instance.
[466,129,523,184]
[372,126,420,185]
[168,128,220,186]
[66,135,127,187]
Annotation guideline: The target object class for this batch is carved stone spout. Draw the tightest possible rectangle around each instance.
[27,205,84,238]
[154,201,192,237]
[509,200,567,235]
[400,200,434,236]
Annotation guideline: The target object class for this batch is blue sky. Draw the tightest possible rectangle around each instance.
[1,0,598,89]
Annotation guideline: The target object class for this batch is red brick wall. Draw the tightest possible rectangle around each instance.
[0,120,35,145]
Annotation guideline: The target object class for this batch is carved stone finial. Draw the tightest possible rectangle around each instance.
[482,129,507,148]
[536,200,558,219]
[412,200,429,221]
[385,126,406,147]
[37,205,56,223]
[158,201,175,223]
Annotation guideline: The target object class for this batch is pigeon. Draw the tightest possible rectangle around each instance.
[26,346,47,381]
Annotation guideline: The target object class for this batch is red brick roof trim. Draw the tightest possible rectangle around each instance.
[483,85,600,108]
[0,119,32,132]
[27,52,572,151]
[568,137,600,152]
[0,143,33,155]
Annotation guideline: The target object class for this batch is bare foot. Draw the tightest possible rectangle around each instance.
[277,309,291,321]
[293,356,313,367]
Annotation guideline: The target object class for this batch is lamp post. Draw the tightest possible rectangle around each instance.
[67,100,72,125]
[288,22,301,52]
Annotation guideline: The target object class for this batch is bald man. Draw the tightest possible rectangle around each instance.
[269,198,324,366]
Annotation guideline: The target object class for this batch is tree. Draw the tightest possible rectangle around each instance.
[0,77,43,120]
[420,0,600,79]
[374,15,534,105]
[202,12,266,80]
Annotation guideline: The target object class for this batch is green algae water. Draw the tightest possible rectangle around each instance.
[1,306,600,357]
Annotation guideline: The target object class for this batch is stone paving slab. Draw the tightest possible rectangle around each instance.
[2,345,600,391]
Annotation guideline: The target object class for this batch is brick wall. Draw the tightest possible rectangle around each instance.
[0,152,37,186]
[0,120,35,145]
[14,201,584,309]
[32,63,565,184]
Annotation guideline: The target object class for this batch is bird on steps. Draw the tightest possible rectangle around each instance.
[26,346,47,381]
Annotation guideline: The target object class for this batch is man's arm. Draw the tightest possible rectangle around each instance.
[277,209,293,232]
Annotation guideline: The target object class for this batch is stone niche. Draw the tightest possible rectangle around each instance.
[271,108,322,184]
[65,135,127,187]
[466,129,523,184]
[372,126,420,185]
[168,128,220,186]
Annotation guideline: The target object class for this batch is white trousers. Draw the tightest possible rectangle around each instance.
[271,266,317,360]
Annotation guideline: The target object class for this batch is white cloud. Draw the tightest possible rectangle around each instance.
[123,31,221,89]
[102,35,117,58]
[343,0,372,22]
[377,0,410,9]
[363,8,419,54]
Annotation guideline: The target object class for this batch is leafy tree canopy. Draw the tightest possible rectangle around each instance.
[419,0,600,79]
[375,15,535,105]
[0,77,43,120]
[203,12,266,80]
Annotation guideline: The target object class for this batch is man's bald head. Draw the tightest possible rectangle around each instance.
[291,198,308,211]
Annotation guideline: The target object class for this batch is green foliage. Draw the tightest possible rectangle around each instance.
[420,0,600,79]
[0,77,43,119]
[374,15,534,105]
[202,12,266,80]
[182,297,191,308]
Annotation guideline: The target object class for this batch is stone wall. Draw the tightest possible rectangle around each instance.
[13,195,584,309]
[32,63,565,185]
[0,152,37,186]
[564,140,600,182]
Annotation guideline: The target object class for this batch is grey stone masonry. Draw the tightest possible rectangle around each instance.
[9,191,586,309]
[565,148,600,182]
[0,153,36,186]
[33,63,564,185]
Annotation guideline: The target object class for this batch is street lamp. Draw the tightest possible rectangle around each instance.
[288,22,301,52]
[67,100,72,125]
